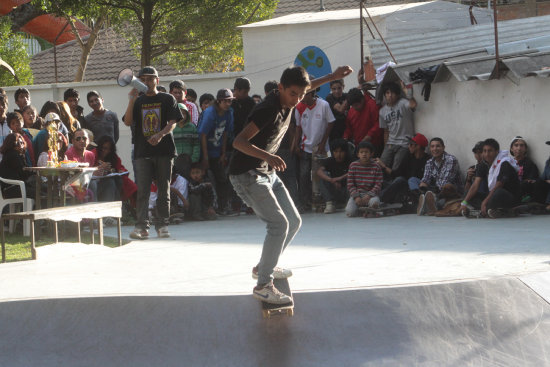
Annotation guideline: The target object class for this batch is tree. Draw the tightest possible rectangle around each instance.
[0,17,33,87]
[98,0,277,72]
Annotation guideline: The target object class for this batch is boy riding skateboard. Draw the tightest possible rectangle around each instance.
[229,65,352,304]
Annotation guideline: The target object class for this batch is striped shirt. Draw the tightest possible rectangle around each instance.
[347,159,383,198]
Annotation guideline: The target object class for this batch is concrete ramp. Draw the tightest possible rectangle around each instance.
[1,277,550,367]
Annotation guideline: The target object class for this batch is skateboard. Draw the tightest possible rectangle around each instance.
[487,204,529,218]
[261,278,294,319]
[358,203,403,218]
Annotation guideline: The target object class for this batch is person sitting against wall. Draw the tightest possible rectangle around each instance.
[509,136,539,204]
[417,137,462,216]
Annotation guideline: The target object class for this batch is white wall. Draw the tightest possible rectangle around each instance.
[413,76,550,173]
[2,72,242,177]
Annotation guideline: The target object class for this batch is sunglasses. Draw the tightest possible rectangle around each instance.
[75,136,88,142]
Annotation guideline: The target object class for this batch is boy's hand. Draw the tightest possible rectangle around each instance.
[266,153,286,171]
[333,66,353,79]
[466,167,475,181]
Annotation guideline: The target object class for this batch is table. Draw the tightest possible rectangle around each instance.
[24,166,97,209]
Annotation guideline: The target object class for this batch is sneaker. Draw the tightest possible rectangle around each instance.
[253,282,292,304]
[129,228,149,240]
[324,201,335,214]
[424,191,437,215]
[156,226,170,238]
[252,266,293,280]
[417,194,425,215]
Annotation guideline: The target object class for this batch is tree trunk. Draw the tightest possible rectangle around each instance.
[73,12,107,82]
[140,1,154,67]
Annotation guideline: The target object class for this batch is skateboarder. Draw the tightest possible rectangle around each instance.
[229,65,352,304]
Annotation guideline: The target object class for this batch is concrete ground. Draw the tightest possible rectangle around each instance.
[1,212,550,366]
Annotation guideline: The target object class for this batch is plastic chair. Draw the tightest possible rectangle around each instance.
[0,177,34,236]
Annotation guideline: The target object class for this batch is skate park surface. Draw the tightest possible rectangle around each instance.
[1,213,550,366]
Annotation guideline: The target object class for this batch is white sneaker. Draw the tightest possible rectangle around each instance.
[324,201,335,214]
[252,266,293,279]
[253,282,292,304]
[156,226,170,238]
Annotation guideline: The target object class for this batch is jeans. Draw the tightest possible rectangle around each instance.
[345,194,380,217]
[380,176,408,203]
[298,151,313,208]
[277,148,299,205]
[408,177,421,191]
[89,177,121,202]
[134,156,173,230]
[318,177,348,204]
[230,170,302,286]
[487,187,519,209]
[208,157,230,210]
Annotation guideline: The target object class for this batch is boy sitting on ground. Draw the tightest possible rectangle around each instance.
[149,173,189,224]
[187,162,216,221]
[346,141,383,217]
[316,139,352,214]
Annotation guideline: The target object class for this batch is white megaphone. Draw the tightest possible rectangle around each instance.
[117,68,148,93]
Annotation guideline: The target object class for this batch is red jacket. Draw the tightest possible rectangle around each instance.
[343,94,382,147]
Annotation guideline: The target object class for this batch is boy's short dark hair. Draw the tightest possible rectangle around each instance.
[381,82,401,96]
[483,138,500,151]
[63,88,79,101]
[357,141,374,153]
[264,80,278,95]
[186,88,197,100]
[472,141,484,153]
[190,162,204,171]
[430,137,445,146]
[199,93,215,106]
[6,111,23,125]
[280,66,310,89]
[157,85,166,93]
[14,88,30,101]
[234,77,251,90]
[330,138,349,153]
[86,90,101,102]
[346,88,364,105]
[0,95,8,108]
[330,79,344,87]
[169,80,186,92]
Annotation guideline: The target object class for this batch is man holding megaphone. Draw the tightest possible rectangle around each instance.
[123,66,184,240]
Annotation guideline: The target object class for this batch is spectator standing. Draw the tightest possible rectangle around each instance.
[64,88,87,128]
[169,80,199,127]
[232,77,256,139]
[343,88,382,154]
[325,79,348,143]
[124,66,183,240]
[198,88,235,215]
[13,88,30,115]
[84,90,120,143]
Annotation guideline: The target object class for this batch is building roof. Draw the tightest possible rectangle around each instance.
[273,0,412,17]
[30,28,183,84]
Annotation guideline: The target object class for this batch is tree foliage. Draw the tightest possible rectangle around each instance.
[0,18,33,87]
[99,0,277,72]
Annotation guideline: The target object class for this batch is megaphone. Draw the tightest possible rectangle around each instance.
[117,68,148,93]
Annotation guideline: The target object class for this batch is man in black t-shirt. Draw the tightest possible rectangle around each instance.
[461,138,520,218]
[124,66,183,240]
[325,79,348,143]
[229,65,352,305]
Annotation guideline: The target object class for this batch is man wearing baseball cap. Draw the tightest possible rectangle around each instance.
[197,88,235,215]
[123,66,184,240]
[378,132,430,209]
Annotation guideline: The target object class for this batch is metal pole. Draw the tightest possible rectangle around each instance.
[360,0,364,68]
[364,4,397,64]
[493,0,499,78]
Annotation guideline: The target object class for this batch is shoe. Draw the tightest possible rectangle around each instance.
[129,228,149,240]
[487,208,505,219]
[324,201,335,214]
[253,282,292,304]
[416,194,425,215]
[156,226,170,238]
[252,266,293,279]
[424,191,437,215]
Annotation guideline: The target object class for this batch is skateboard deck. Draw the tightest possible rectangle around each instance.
[358,203,403,218]
[261,278,294,319]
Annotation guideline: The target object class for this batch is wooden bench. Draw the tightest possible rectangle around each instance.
[1,201,122,262]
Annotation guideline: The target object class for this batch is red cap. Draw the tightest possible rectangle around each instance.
[408,133,428,148]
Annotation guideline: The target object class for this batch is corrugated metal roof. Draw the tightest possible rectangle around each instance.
[367,14,550,68]
[273,0,407,18]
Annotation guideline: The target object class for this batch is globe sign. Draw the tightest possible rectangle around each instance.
[294,46,333,99]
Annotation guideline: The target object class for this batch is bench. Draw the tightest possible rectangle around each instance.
[1,201,122,262]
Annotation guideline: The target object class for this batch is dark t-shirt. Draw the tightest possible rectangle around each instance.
[516,157,539,182]
[229,91,292,175]
[325,93,347,141]
[231,96,256,138]
[320,156,351,179]
[393,152,430,180]
[132,92,182,159]
[478,160,520,196]
[474,161,490,194]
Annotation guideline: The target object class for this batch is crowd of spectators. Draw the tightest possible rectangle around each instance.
[0,69,549,235]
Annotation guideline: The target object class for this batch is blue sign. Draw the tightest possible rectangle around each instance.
[294,46,333,99]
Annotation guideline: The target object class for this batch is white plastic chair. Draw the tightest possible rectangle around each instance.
[0,177,34,236]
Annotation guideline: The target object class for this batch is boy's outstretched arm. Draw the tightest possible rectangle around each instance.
[233,121,287,171]
[308,66,353,92]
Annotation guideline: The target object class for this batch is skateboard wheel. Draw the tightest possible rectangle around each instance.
[287,309,294,317]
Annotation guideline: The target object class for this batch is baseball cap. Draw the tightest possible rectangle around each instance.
[138,66,158,77]
[45,112,61,123]
[407,133,428,148]
[216,88,234,100]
